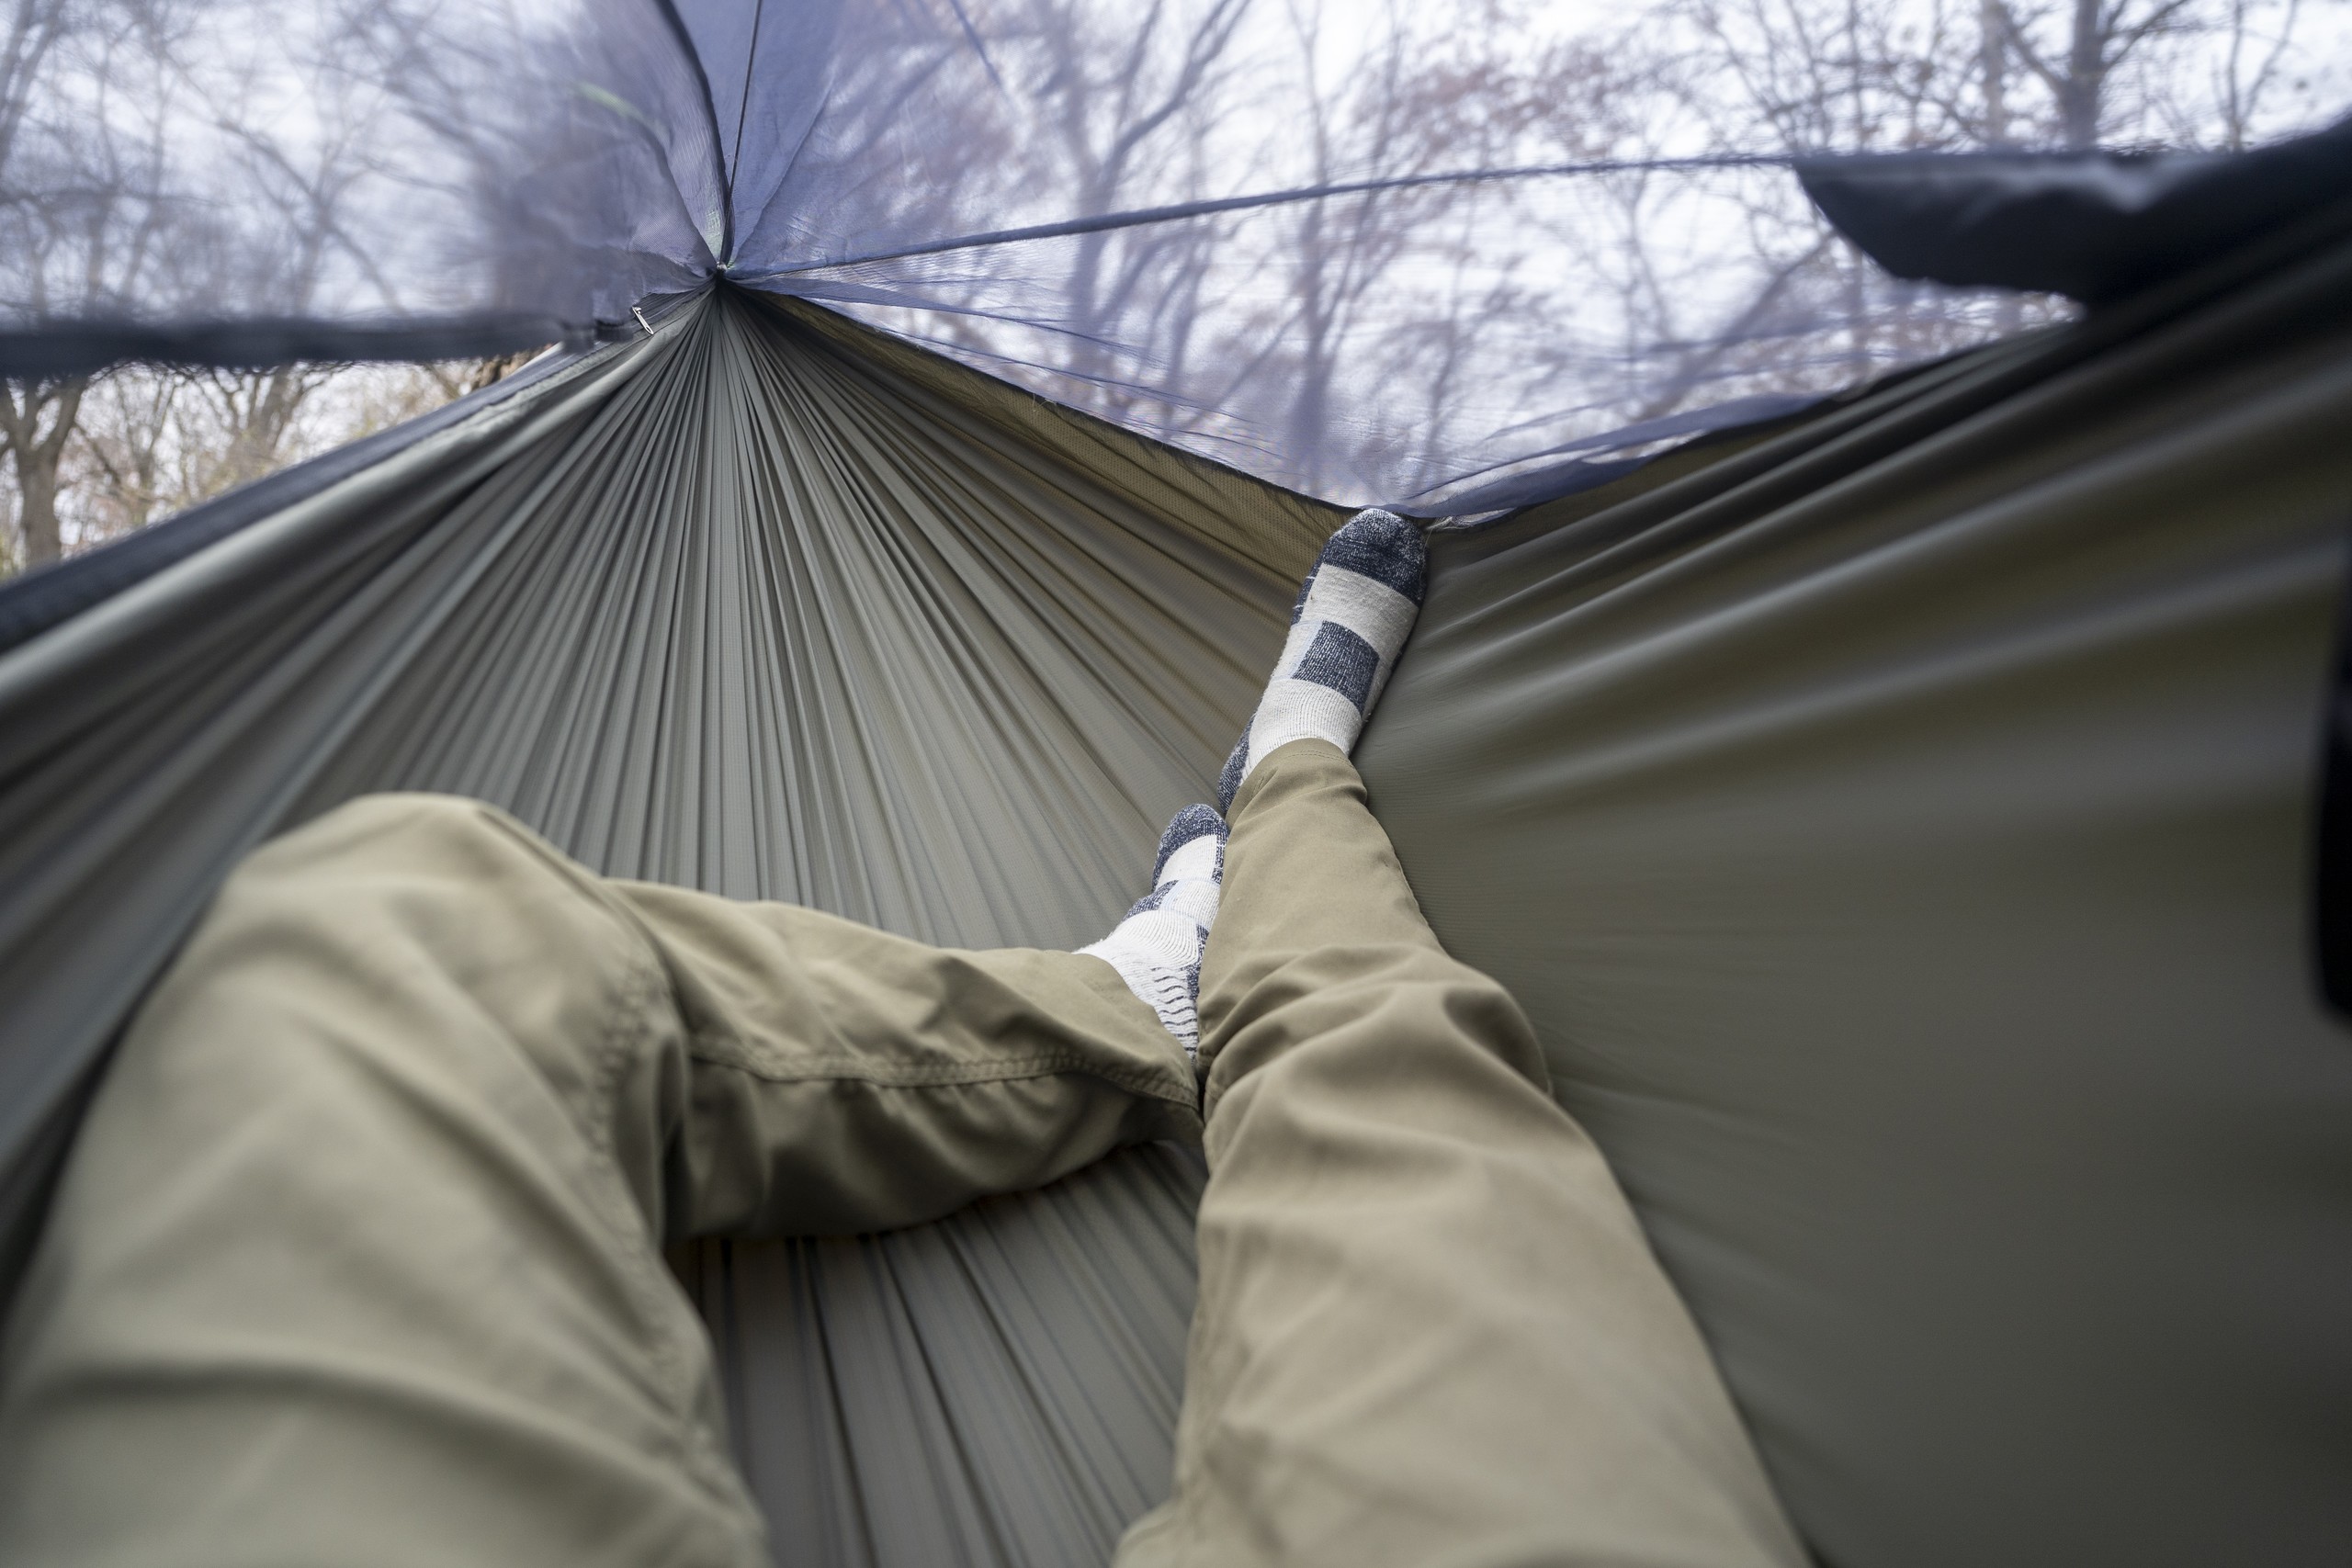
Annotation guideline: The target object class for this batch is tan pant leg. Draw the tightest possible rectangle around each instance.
[1116,739,1806,1568]
[0,794,1195,1568]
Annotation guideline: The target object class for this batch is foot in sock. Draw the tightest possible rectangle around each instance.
[1218,507,1427,811]
[1078,804,1227,1056]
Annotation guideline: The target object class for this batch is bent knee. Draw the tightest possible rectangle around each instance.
[233,794,567,900]
[1202,940,1545,1099]
[170,793,644,1038]
[196,795,612,967]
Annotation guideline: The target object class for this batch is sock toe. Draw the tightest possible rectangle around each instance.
[1318,506,1428,606]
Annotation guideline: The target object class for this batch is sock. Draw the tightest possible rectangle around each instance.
[1078,804,1227,1055]
[1218,507,1427,811]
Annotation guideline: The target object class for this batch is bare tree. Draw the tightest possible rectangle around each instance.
[0,0,73,183]
[1253,0,1489,490]
[6,0,2344,557]
[1989,0,2196,145]
[0,0,91,570]
[49,356,495,563]
[0,0,501,576]
[60,364,177,537]
[990,0,1253,425]
[1481,0,2333,467]
[0,0,190,570]
[0,374,81,566]
[188,366,340,496]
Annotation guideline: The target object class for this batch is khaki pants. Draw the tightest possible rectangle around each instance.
[0,740,1802,1567]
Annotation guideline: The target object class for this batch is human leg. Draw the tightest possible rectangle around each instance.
[0,793,1201,1567]
[1117,513,1805,1568]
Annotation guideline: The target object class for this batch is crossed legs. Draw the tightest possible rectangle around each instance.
[0,514,1804,1567]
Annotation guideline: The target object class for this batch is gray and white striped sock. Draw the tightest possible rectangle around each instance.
[1078,804,1227,1055]
[1218,508,1428,811]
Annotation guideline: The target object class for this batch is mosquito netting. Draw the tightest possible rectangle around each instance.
[3,0,2343,510]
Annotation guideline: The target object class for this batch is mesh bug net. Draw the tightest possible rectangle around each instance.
[14,0,2339,508]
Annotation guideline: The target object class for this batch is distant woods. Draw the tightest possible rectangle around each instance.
[0,356,535,578]
[0,0,555,579]
[1,0,2341,570]
[800,0,2344,502]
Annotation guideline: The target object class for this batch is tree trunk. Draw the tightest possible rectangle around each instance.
[17,445,60,566]
[1980,0,2010,144]
[1982,1,2023,333]
[200,367,312,499]
[2060,0,2107,147]
[0,376,85,571]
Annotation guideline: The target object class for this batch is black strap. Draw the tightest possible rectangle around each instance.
[2314,527,2352,1016]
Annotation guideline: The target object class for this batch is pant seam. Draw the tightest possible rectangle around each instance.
[685,1031,1197,1106]
[475,806,1192,1108]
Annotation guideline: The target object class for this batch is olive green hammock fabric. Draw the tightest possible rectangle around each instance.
[0,287,1340,1566]
[1368,209,2352,1567]
[2,205,2351,1568]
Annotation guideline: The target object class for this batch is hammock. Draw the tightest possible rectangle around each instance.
[4,202,2351,1565]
